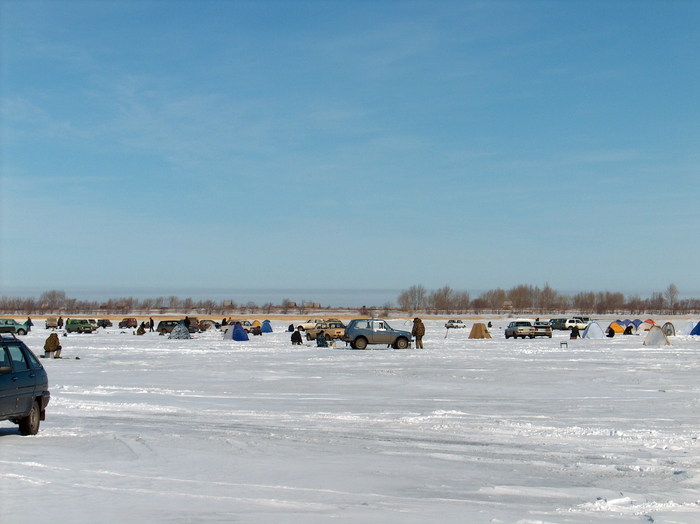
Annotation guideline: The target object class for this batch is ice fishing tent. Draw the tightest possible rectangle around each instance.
[223,324,249,341]
[261,320,273,333]
[631,319,644,329]
[168,323,191,340]
[643,325,671,346]
[661,322,676,337]
[691,322,700,336]
[607,321,625,334]
[468,323,491,339]
[582,322,605,339]
[679,320,696,335]
[637,321,655,333]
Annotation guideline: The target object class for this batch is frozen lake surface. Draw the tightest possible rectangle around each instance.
[2,318,699,523]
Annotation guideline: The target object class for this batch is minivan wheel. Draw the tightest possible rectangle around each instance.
[16,329,27,335]
[354,337,368,350]
[18,401,41,436]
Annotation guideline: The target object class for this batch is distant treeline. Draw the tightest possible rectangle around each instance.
[0,284,698,316]
[396,283,700,315]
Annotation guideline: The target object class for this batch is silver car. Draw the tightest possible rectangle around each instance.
[343,319,412,349]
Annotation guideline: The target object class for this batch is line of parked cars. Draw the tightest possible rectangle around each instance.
[504,317,591,339]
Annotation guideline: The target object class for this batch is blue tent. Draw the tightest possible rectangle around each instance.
[261,320,273,333]
[232,324,249,341]
[631,319,644,329]
[691,322,700,336]
[223,324,250,341]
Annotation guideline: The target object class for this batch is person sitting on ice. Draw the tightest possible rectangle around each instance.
[44,332,62,359]
[570,326,580,339]
[316,330,329,347]
[291,328,303,345]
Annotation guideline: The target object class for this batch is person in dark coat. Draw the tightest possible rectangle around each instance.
[57,316,64,329]
[149,317,155,332]
[570,326,580,339]
[606,326,615,338]
[412,318,425,348]
[291,328,303,345]
[316,330,329,347]
[623,324,633,335]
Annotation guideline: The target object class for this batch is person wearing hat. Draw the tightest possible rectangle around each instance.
[412,318,425,349]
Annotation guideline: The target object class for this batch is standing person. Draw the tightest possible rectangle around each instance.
[412,318,425,349]
[149,317,155,332]
[43,333,62,359]
[57,316,64,329]
[570,326,580,339]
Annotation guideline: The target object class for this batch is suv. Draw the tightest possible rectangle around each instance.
[445,320,466,329]
[0,335,50,435]
[0,319,30,335]
[306,321,346,341]
[119,317,138,329]
[65,319,96,333]
[505,319,536,339]
[343,319,412,349]
[156,320,180,335]
[97,319,113,328]
[564,319,588,331]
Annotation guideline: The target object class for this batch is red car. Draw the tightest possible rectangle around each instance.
[118,317,138,329]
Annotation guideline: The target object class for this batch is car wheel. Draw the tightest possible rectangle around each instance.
[394,337,408,349]
[16,329,27,335]
[297,326,305,331]
[325,334,332,341]
[18,401,41,436]
[354,337,368,350]
[505,333,510,339]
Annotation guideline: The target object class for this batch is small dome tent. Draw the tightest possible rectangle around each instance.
[223,324,250,341]
[637,321,655,333]
[608,321,625,334]
[261,320,273,333]
[679,320,696,335]
[168,323,191,340]
[631,319,644,329]
[643,325,671,347]
[661,322,675,337]
[582,322,605,339]
[468,323,491,339]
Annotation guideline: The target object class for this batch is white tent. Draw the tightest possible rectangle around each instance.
[168,324,190,340]
[643,325,671,347]
[679,320,696,336]
[582,321,605,339]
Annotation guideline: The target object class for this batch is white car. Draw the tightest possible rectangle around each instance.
[445,320,466,329]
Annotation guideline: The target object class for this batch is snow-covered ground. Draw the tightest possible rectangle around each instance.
[2,318,699,523]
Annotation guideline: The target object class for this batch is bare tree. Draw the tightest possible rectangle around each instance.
[397,285,427,312]
[429,286,454,314]
[665,283,679,313]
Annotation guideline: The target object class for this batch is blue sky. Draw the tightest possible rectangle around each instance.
[1,0,698,304]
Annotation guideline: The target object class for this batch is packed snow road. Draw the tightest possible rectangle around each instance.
[1,319,699,523]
